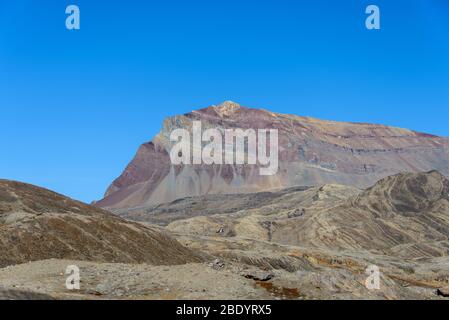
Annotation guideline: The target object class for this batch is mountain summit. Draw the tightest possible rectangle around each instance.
[213,100,242,116]
[97,102,449,209]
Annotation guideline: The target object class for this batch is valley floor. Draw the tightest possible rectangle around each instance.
[0,234,448,300]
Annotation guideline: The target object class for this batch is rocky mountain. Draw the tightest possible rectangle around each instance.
[0,179,202,268]
[96,101,449,210]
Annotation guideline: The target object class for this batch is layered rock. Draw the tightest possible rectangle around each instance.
[130,170,449,260]
[271,171,449,258]
[97,101,449,209]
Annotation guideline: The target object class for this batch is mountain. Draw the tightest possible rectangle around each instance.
[0,179,202,268]
[96,101,449,210]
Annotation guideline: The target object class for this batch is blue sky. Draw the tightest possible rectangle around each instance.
[0,0,448,202]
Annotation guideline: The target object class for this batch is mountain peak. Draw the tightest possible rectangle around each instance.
[213,100,241,116]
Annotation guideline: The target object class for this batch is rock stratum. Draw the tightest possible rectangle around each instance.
[96,101,449,210]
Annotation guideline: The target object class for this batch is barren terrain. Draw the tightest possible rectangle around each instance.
[1,171,449,299]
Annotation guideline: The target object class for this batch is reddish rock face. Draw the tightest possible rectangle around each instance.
[96,101,449,209]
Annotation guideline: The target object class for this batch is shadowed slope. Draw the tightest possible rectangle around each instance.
[0,180,203,268]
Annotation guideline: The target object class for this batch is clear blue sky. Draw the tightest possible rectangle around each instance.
[1,0,448,202]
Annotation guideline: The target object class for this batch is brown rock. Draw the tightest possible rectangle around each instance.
[0,180,203,268]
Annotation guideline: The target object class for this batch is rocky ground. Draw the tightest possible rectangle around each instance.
[1,171,449,299]
[0,241,446,300]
